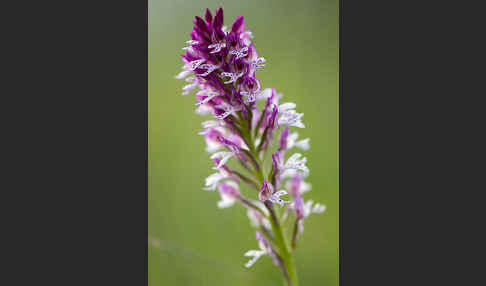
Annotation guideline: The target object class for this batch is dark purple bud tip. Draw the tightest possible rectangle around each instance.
[205,8,213,24]
[195,16,209,32]
[213,7,224,29]
[231,15,245,34]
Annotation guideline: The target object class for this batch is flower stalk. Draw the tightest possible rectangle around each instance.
[266,201,299,286]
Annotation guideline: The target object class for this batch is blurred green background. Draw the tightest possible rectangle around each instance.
[149,0,338,285]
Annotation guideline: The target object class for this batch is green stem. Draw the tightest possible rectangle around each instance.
[237,116,265,183]
[291,218,300,252]
[266,202,299,286]
[232,170,260,190]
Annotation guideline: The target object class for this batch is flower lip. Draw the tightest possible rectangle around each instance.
[268,190,290,207]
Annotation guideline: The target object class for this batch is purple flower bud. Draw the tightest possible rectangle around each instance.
[218,181,240,198]
[205,8,213,24]
[239,75,260,93]
[217,136,240,153]
[217,181,240,208]
[260,105,279,150]
[258,180,273,202]
[288,173,302,197]
[231,15,245,34]
[272,151,282,171]
[213,8,224,31]
[294,194,305,219]
[194,16,211,43]
[246,43,258,61]
[268,104,279,130]
[260,88,277,129]
[205,128,224,140]
[279,126,290,151]
[271,151,283,188]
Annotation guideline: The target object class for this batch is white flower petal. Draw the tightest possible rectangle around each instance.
[198,64,220,76]
[244,255,260,268]
[274,190,287,197]
[205,139,222,153]
[208,42,226,53]
[244,250,261,257]
[185,40,199,45]
[182,82,197,95]
[312,203,326,214]
[220,72,243,84]
[210,152,234,169]
[295,138,310,150]
[202,172,226,191]
[284,153,309,174]
[244,249,265,268]
[301,181,312,194]
[229,46,248,59]
[217,198,235,208]
[258,88,273,101]
[175,70,191,79]
[196,92,220,106]
[279,110,305,128]
[195,104,212,115]
[201,120,222,129]
[278,102,296,112]
[214,104,242,120]
[269,190,290,207]
[185,59,206,71]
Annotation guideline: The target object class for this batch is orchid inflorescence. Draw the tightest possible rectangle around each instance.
[176,7,326,286]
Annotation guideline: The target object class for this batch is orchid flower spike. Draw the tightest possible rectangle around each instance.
[175,8,326,283]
